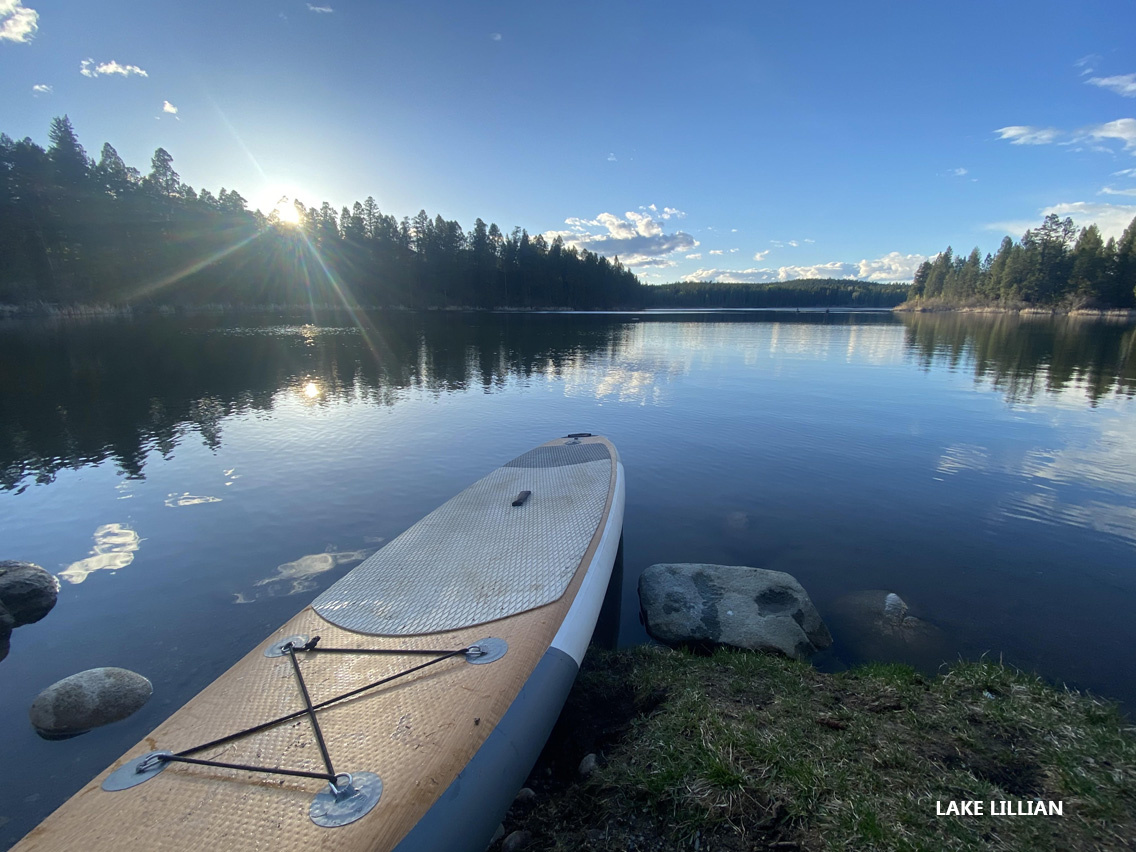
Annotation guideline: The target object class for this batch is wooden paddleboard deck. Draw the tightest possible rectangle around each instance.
[14,435,625,852]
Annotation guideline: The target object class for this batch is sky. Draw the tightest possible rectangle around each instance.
[2,0,1136,284]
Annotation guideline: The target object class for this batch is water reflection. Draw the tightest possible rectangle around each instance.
[59,523,141,584]
[901,312,1136,404]
[1,312,1133,491]
[234,548,375,602]
[164,493,223,507]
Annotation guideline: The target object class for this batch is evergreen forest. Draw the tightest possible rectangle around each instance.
[908,213,1136,309]
[5,118,1133,313]
[0,117,643,310]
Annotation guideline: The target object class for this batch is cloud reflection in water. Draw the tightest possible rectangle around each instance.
[234,547,375,603]
[59,523,142,584]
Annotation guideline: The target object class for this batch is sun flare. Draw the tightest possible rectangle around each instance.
[272,196,303,226]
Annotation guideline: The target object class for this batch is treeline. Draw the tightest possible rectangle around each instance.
[909,213,1136,309]
[0,117,641,309]
[648,279,909,308]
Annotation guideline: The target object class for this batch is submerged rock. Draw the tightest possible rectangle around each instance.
[0,561,60,627]
[29,667,152,739]
[638,563,832,660]
[826,590,946,666]
[0,602,13,662]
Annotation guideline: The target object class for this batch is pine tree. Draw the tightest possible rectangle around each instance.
[1070,225,1109,305]
[1116,215,1136,307]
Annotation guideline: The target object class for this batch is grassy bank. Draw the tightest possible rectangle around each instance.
[500,646,1136,851]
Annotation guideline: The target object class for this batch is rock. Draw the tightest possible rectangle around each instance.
[0,602,13,663]
[29,667,152,739]
[826,590,946,667]
[513,786,537,806]
[638,563,832,660]
[882,592,908,625]
[0,561,60,627]
[578,752,599,778]
[501,830,532,852]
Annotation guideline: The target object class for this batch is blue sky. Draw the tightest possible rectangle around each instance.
[3,0,1135,283]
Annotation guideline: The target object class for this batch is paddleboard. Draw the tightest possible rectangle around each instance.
[14,434,624,852]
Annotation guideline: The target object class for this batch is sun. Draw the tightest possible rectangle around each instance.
[272,196,303,226]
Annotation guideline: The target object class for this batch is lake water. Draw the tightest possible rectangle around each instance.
[2,309,1135,847]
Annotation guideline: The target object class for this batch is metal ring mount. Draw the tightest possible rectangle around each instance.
[464,637,508,665]
[310,771,383,827]
[264,635,311,657]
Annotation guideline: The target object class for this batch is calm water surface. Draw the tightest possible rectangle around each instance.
[2,310,1135,846]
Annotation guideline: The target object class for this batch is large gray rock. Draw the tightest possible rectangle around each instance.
[639,563,832,659]
[29,667,152,739]
[0,561,60,627]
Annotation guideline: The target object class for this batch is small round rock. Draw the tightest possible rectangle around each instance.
[30,667,152,739]
[0,561,60,627]
[514,786,537,806]
[578,752,599,778]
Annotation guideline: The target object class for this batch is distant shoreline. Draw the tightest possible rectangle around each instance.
[0,302,897,320]
[894,303,1136,320]
[5,301,1135,322]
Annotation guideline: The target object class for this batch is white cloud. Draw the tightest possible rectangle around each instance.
[683,263,851,284]
[490,32,502,41]
[987,201,1136,241]
[996,119,1136,156]
[1081,118,1136,151]
[31,82,51,95]
[856,252,930,282]
[995,125,1061,145]
[162,100,178,114]
[950,167,968,176]
[685,253,702,259]
[1100,186,1136,197]
[607,153,617,162]
[0,0,37,43]
[80,58,148,78]
[708,249,724,255]
[754,250,770,260]
[548,208,697,268]
[681,251,930,284]
[1087,73,1136,98]
[1113,167,1136,178]
[1075,54,1101,76]
[307,3,333,12]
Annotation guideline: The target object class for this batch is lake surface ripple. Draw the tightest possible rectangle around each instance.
[1,310,1134,847]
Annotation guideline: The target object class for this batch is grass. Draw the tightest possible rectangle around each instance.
[496,646,1136,851]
